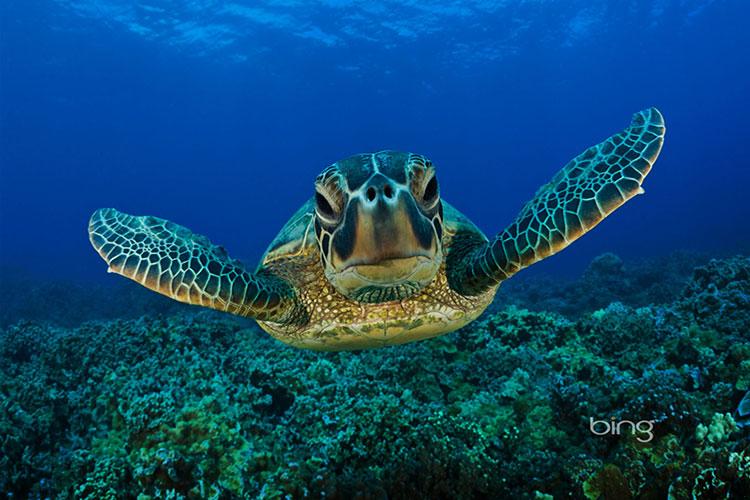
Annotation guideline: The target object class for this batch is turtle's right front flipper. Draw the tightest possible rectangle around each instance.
[88,208,306,324]
[447,107,665,296]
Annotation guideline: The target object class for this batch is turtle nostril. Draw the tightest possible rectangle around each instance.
[384,184,394,199]
[366,187,376,201]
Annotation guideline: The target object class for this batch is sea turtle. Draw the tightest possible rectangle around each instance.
[89,108,665,350]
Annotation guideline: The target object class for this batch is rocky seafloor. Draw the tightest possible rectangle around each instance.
[1,253,749,499]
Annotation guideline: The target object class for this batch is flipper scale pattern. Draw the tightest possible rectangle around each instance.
[451,107,665,295]
[88,208,300,322]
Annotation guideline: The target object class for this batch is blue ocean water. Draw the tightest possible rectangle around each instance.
[1,0,748,286]
[3,3,750,498]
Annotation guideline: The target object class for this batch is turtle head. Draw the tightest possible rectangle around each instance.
[313,151,443,303]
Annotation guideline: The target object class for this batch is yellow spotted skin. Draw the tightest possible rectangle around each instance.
[89,201,495,351]
[256,206,495,350]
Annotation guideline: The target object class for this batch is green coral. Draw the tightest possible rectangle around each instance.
[583,464,631,500]
[695,413,737,445]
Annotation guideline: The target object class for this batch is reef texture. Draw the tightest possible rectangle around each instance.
[1,255,749,498]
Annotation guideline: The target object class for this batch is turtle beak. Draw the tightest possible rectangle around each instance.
[330,174,437,282]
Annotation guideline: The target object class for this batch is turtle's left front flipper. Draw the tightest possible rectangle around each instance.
[88,208,306,324]
[448,107,665,295]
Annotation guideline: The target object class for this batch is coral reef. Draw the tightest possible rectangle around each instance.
[493,250,711,317]
[1,254,749,498]
[0,251,710,328]
[0,267,189,328]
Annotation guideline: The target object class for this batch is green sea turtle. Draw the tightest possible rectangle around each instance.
[89,108,665,350]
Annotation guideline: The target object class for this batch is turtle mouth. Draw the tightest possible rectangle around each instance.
[328,254,440,303]
[342,255,433,283]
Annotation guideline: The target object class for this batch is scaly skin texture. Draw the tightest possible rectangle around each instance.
[257,211,496,350]
[88,108,665,351]
[89,203,494,351]
[449,107,665,294]
[88,208,307,325]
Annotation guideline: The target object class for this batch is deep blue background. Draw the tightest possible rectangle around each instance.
[1,0,748,284]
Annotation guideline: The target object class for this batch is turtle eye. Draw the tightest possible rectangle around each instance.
[422,176,439,204]
[315,190,339,220]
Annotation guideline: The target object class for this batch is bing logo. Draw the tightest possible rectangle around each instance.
[589,417,655,443]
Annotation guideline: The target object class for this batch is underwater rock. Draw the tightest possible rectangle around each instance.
[494,250,711,318]
[679,256,750,335]
[0,268,191,328]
